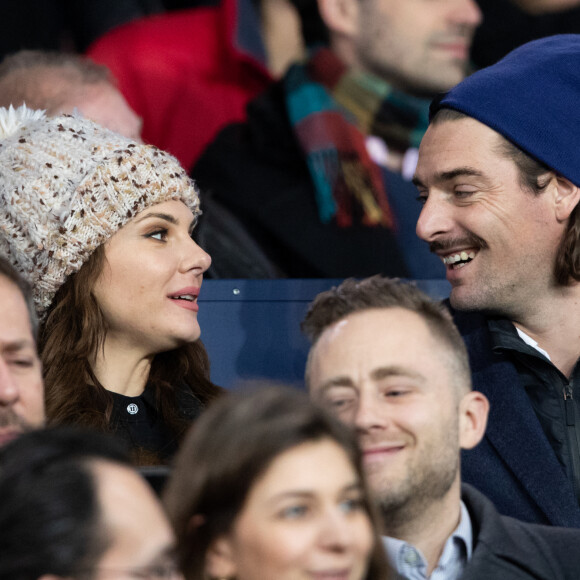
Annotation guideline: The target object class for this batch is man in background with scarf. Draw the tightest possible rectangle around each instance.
[192,0,481,278]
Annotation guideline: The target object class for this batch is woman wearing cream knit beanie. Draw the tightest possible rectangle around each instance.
[0,105,221,464]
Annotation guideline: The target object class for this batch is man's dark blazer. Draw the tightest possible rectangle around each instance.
[452,308,580,528]
[462,484,580,578]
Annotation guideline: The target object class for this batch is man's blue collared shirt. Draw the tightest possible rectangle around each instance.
[382,501,472,580]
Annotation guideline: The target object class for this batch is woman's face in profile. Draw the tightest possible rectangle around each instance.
[92,199,211,355]
[208,438,374,580]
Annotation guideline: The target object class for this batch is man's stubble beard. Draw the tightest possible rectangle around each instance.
[373,423,460,530]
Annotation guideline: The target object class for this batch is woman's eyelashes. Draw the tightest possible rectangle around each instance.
[145,228,168,242]
[144,223,199,242]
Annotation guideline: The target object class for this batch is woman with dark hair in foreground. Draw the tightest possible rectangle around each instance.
[164,386,390,580]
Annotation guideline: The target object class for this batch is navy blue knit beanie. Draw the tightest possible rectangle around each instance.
[431,34,580,187]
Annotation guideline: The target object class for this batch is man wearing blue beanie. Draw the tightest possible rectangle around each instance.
[413,34,580,528]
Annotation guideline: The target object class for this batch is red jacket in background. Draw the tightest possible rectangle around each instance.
[87,0,273,170]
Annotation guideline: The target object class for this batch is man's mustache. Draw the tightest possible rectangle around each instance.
[429,232,488,254]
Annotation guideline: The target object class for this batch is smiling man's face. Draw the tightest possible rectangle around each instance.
[414,116,563,316]
[308,307,462,516]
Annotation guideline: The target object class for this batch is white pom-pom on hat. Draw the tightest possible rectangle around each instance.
[0,104,46,140]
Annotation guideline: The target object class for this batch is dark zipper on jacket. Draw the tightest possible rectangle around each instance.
[563,382,580,502]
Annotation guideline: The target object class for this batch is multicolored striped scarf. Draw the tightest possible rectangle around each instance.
[285,49,430,227]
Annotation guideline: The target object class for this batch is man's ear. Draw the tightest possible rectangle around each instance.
[458,391,489,450]
[205,535,237,579]
[317,0,359,37]
[553,175,580,222]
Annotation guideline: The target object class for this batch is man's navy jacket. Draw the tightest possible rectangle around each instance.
[453,307,580,528]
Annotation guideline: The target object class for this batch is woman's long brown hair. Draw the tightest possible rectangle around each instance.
[39,245,221,462]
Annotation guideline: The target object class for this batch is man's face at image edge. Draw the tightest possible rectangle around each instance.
[0,277,44,446]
